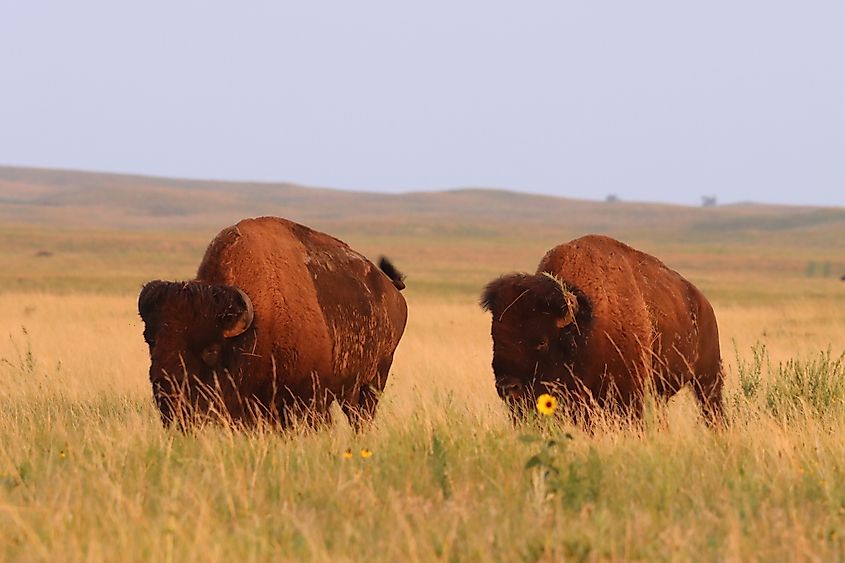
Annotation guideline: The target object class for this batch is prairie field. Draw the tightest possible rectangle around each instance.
[1,168,845,561]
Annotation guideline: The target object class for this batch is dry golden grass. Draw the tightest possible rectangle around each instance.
[0,173,844,560]
[1,283,844,560]
[2,285,842,414]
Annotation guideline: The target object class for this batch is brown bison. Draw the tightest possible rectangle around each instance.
[138,216,407,429]
[481,235,723,425]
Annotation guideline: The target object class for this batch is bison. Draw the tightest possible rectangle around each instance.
[480,234,723,425]
[138,216,407,429]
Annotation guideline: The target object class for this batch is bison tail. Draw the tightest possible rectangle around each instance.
[378,257,406,290]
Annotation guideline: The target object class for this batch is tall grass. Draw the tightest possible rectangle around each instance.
[734,343,845,420]
[1,291,845,560]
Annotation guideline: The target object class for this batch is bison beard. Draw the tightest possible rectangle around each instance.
[480,235,725,427]
[138,216,408,430]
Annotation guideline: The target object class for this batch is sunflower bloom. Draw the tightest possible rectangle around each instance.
[536,394,558,416]
[359,448,374,459]
[341,448,353,460]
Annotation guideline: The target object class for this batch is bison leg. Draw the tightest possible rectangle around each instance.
[309,407,334,429]
[280,396,334,430]
[692,370,725,427]
[268,378,334,431]
[342,385,378,432]
[342,359,391,431]
[615,392,644,424]
[598,377,645,424]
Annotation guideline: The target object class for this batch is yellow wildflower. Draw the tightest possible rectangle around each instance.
[341,448,353,460]
[536,393,558,416]
[360,448,374,459]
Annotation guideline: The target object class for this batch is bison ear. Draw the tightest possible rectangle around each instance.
[219,286,254,338]
[479,280,499,312]
[555,291,580,330]
[138,280,172,323]
[480,274,527,313]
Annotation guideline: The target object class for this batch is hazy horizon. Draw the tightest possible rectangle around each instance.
[1,2,842,207]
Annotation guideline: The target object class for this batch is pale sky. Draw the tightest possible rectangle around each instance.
[1,1,842,206]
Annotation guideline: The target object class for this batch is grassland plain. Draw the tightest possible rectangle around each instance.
[2,168,845,561]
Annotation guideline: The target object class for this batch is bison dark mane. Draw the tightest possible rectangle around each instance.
[138,280,247,327]
[479,273,582,314]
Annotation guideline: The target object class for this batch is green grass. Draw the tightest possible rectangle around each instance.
[3,385,845,560]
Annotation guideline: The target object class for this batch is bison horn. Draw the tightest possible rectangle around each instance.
[555,291,579,330]
[223,287,254,338]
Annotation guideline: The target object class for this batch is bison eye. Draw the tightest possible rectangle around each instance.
[201,344,221,367]
[533,337,550,352]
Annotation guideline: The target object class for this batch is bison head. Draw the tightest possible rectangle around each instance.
[480,272,589,417]
[138,280,253,425]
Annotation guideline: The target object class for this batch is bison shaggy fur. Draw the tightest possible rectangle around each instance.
[138,216,407,429]
[481,234,724,425]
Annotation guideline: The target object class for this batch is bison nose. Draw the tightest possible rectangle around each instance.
[495,378,525,399]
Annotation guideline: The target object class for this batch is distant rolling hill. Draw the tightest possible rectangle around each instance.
[2,166,843,296]
[1,166,844,246]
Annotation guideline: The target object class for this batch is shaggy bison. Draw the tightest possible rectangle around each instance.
[138,216,407,428]
[481,235,723,425]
